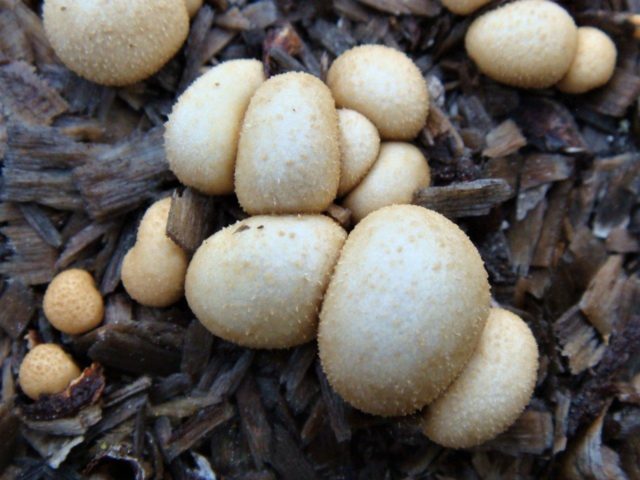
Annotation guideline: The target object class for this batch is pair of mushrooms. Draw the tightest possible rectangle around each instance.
[459,0,617,93]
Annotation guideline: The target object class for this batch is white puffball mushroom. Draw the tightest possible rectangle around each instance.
[186,215,346,349]
[343,142,430,223]
[121,198,188,308]
[337,109,380,197]
[318,205,490,417]
[43,0,189,86]
[422,308,539,449]
[465,0,578,89]
[556,27,617,94]
[327,45,429,140]
[441,0,491,15]
[19,344,81,400]
[235,72,340,215]
[165,60,265,195]
[184,0,203,17]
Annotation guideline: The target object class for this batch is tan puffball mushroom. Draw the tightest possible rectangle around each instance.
[43,0,189,86]
[184,0,203,17]
[19,344,81,400]
[235,72,340,214]
[186,215,346,349]
[465,0,578,89]
[441,0,491,15]
[326,45,429,140]
[43,269,104,335]
[165,60,265,195]
[121,198,188,307]
[318,205,490,416]
[337,109,380,197]
[422,308,539,448]
[556,27,617,94]
[343,142,430,223]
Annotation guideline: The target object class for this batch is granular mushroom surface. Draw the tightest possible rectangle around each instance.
[318,205,490,416]
[19,344,81,400]
[422,308,539,448]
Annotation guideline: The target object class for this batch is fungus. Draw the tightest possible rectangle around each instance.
[184,0,203,17]
[441,0,492,15]
[19,344,81,400]
[422,308,539,448]
[318,205,490,416]
[43,269,104,335]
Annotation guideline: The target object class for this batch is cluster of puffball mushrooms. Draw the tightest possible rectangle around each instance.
[19,0,622,451]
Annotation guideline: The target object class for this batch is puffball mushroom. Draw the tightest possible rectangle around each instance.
[43,269,104,335]
[235,72,341,214]
[441,0,491,15]
[19,344,81,400]
[186,215,346,349]
[465,0,578,89]
[343,142,430,223]
[318,205,490,416]
[121,198,188,308]
[337,109,380,197]
[556,27,617,94]
[184,0,203,17]
[165,60,265,195]
[422,308,539,448]
[43,0,189,86]
[327,45,429,140]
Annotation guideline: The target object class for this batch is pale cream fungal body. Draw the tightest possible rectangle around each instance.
[422,308,539,448]
[441,0,491,15]
[465,0,578,89]
[557,27,617,94]
[19,344,81,400]
[43,0,189,86]
[184,0,203,17]
[235,72,341,214]
[336,109,380,197]
[327,45,429,140]
[186,215,346,349]
[165,60,265,195]
[43,269,104,335]
[121,198,188,307]
[318,205,490,416]
[343,142,430,222]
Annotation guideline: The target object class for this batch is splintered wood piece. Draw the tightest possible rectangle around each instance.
[316,362,351,443]
[236,375,272,469]
[178,5,215,93]
[18,203,63,248]
[0,279,35,338]
[356,0,441,16]
[520,154,575,190]
[509,199,546,276]
[0,222,58,285]
[478,409,553,455]
[531,180,572,268]
[482,119,526,158]
[166,188,217,253]
[554,305,606,375]
[585,68,640,117]
[413,179,513,218]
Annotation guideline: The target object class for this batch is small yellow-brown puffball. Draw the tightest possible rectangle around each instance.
[556,27,617,94]
[441,0,491,15]
[19,344,81,400]
[343,142,430,223]
[422,308,539,448]
[337,109,380,197]
[121,198,188,308]
[43,0,189,86]
[327,45,429,140]
[43,269,104,335]
[465,0,578,89]
[184,0,203,17]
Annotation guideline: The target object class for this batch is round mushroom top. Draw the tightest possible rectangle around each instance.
[422,308,539,448]
[465,0,578,89]
[556,27,617,94]
[43,0,189,86]
[318,205,490,416]
[327,44,429,140]
[441,0,492,15]
[19,344,81,400]
[43,269,104,335]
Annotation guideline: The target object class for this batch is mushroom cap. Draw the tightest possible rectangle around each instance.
[19,344,81,400]
[186,215,346,349]
[441,0,491,15]
[43,0,189,86]
[556,27,617,94]
[121,198,188,307]
[318,205,490,416]
[235,72,341,214]
[43,269,104,335]
[465,0,578,89]
[343,142,430,222]
[422,308,539,448]
[185,0,203,17]
[337,109,380,197]
[326,44,429,140]
[165,60,265,195]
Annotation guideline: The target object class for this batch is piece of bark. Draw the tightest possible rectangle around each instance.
[0,9,33,63]
[21,404,102,436]
[520,154,575,190]
[55,221,116,269]
[178,5,216,92]
[181,319,214,379]
[482,119,526,158]
[87,393,148,441]
[606,228,640,253]
[356,0,441,16]
[236,375,272,469]
[0,404,19,472]
[150,373,192,404]
[269,423,319,480]
[100,218,137,295]
[215,7,251,30]
[21,430,84,469]
[553,390,572,454]
[0,279,35,338]
[209,351,255,403]
[18,203,63,248]
[584,68,640,117]
[478,409,553,455]
[203,28,237,61]
[413,179,513,218]
[531,180,572,268]
[316,362,351,443]
[554,304,606,375]
[0,222,58,285]
[508,199,546,276]
[167,188,217,254]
